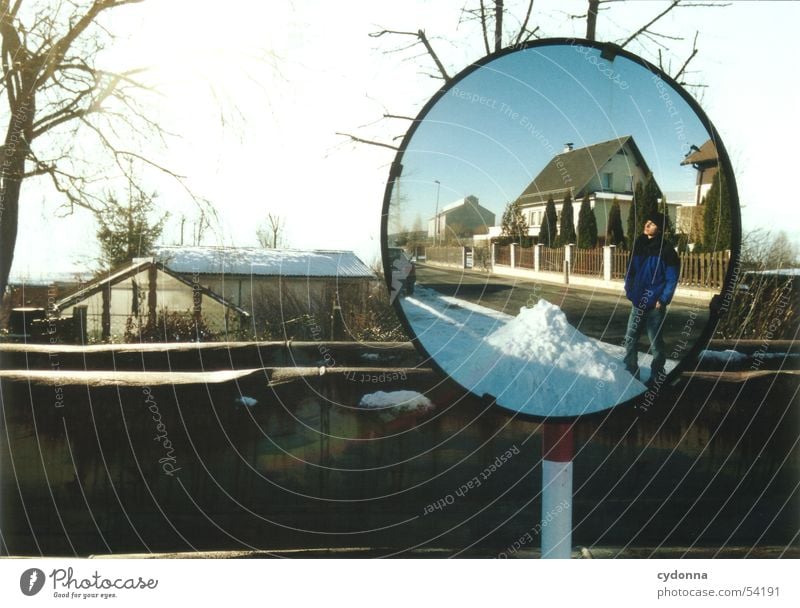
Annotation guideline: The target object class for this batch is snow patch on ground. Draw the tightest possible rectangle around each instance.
[400,287,676,417]
[359,390,434,420]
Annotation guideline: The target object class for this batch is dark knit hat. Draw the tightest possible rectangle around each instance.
[646,211,666,231]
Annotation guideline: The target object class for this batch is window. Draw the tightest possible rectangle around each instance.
[602,172,613,190]
[625,175,633,192]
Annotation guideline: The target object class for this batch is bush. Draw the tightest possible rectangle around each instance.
[124,311,215,343]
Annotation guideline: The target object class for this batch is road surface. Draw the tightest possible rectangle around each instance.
[413,263,711,352]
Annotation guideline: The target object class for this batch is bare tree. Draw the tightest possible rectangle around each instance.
[339,0,726,149]
[0,0,212,295]
[256,212,286,249]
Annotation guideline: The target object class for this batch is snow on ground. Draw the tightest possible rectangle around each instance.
[399,287,677,417]
[359,391,434,420]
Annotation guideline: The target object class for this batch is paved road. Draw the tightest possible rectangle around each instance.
[413,263,711,354]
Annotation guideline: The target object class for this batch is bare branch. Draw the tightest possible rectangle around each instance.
[370,28,451,82]
[619,1,728,50]
[619,0,680,49]
[479,1,490,55]
[35,0,145,88]
[335,132,399,151]
[673,30,699,82]
[514,0,535,46]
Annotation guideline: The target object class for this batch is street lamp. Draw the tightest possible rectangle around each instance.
[434,179,441,247]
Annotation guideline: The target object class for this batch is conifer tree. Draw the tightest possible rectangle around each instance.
[606,197,625,247]
[641,174,660,232]
[577,194,598,248]
[627,181,644,247]
[539,197,558,247]
[701,171,732,251]
[95,189,167,270]
[558,193,576,246]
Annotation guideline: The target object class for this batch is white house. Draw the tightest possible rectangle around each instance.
[428,195,496,244]
[508,136,681,241]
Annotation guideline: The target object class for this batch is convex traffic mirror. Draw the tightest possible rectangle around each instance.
[382,39,740,419]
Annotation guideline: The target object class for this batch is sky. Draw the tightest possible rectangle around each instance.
[7,0,800,281]
[392,43,710,230]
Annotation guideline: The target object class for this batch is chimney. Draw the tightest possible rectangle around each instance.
[563,143,574,153]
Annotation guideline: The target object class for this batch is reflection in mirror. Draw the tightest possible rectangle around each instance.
[385,41,738,418]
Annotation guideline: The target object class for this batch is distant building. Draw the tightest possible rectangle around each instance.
[506,136,680,241]
[428,195,496,244]
[681,139,719,206]
[677,139,720,244]
[2,272,88,333]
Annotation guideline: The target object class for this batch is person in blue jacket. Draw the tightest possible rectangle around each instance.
[623,211,680,387]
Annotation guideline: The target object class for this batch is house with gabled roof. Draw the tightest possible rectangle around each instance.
[428,195,496,244]
[681,139,718,206]
[673,139,720,241]
[505,136,679,242]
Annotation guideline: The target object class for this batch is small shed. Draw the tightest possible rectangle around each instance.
[55,259,249,342]
[153,247,377,339]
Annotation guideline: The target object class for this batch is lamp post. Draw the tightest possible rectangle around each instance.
[434,179,441,247]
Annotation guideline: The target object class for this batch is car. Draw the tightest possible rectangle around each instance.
[387,247,416,297]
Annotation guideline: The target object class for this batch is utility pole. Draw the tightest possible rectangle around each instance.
[434,179,441,247]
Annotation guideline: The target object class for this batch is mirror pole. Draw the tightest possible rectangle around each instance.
[541,421,574,558]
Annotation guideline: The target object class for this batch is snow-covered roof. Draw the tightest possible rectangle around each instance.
[54,259,250,316]
[154,246,375,279]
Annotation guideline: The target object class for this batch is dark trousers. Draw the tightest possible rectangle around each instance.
[623,304,667,378]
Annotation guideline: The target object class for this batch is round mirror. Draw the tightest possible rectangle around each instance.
[382,39,740,419]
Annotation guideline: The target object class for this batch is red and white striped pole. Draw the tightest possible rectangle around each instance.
[541,421,574,559]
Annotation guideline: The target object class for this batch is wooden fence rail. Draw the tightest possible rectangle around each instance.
[518,246,534,269]
[495,245,510,266]
[611,247,629,280]
[679,250,730,291]
[540,247,563,272]
[572,248,603,276]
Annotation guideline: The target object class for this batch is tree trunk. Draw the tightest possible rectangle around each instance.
[0,112,31,296]
[586,0,600,41]
[494,0,504,52]
[0,169,21,296]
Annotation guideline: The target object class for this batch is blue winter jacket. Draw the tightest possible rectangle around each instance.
[624,235,681,310]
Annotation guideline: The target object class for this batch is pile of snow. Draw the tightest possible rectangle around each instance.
[401,288,660,417]
[359,390,434,420]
